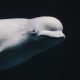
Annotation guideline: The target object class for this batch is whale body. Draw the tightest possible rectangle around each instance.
[0,16,65,70]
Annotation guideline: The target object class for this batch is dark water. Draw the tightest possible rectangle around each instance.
[0,0,79,80]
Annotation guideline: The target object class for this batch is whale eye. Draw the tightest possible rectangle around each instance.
[32,29,37,36]
[33,30,35,33]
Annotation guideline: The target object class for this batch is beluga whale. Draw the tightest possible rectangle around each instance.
[0,16,65,70]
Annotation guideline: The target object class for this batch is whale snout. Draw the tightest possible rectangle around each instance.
[38,30,65,39]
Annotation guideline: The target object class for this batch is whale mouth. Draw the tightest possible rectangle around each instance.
[39,35,65,45]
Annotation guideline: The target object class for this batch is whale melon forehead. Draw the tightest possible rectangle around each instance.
[31,16,63,31]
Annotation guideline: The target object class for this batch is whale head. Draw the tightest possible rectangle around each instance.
[27,16,65,51]
[0,16,65,70]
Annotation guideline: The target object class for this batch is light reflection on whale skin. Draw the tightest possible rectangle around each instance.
[0,16,65,70]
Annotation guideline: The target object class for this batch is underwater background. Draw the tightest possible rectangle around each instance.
[0,0,79,80]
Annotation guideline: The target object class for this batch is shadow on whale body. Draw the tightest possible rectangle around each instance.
[0,16,65,70]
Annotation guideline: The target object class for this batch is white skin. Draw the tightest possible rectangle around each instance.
[0,16,65,70]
